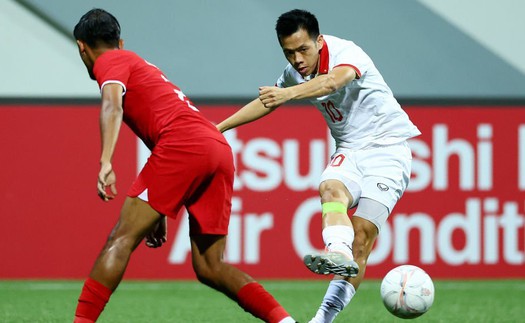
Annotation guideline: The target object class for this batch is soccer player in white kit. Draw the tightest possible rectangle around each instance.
[217,9,421,322]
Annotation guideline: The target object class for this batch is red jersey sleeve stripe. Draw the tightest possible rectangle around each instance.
[334,64,362,79]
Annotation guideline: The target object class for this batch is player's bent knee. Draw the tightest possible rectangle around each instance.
[320,191,347,205]
[192,253,219,276]
[319,180,352,205]
[194,270,212,286]
[102,234,138,255]
[192,262,222,287]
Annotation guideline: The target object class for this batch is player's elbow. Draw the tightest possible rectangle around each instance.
[101,99,123,116]
[323,74,339,93]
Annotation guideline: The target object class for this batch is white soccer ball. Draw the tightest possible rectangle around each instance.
[380,265,434,319]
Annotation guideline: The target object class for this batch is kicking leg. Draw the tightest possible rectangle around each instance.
[304,179,359,277]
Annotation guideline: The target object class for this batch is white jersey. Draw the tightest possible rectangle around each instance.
[276,35,421,149]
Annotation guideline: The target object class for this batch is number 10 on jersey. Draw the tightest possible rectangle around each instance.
[321,100,342,123]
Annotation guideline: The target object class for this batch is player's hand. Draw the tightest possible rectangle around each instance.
[145,216,167,248]
[97,162,117,201]
[259,86,289,108]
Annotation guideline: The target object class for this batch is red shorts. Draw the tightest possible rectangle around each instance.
[128,138,234,235]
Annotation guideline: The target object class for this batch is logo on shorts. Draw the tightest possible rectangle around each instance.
[377,183,389,191]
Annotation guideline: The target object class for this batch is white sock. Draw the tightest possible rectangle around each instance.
[278,317,296,323]
[309,280,355,323]
[322,225,355,259]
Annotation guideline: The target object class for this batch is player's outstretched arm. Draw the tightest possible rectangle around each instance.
[262,66,356,107]
[216,98,277,133]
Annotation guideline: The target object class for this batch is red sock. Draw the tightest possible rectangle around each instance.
[74,278,112,322]
[237,282,290,323]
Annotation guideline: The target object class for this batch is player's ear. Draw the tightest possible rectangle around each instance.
[77,40,86,53]
[316,34,324,50]
[118,39,124,49]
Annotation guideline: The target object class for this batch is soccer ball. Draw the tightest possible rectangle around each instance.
[380,265,434,319]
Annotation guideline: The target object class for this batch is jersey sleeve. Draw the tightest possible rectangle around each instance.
[93,51,131,94]
[332,44,370,79]
[275,65,299,88]
[275,73,286,88]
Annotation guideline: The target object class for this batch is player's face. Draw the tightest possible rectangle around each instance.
[280,29,323,77]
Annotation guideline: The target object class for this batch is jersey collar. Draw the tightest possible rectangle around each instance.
[317,37,329,75]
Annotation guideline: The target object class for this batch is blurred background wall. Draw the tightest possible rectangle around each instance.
[1,0,524,279]
[1,0,524,101]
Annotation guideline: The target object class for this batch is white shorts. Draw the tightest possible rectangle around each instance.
[320,141,412,226]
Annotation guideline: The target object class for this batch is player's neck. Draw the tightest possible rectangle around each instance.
[91,47,120,60]
[89,39,123,61]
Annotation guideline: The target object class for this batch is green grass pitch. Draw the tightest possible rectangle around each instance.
[1,279,524,322]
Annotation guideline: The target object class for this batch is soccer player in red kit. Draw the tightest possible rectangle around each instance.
[72,9,295,323]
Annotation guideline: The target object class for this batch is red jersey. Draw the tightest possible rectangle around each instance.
[93,49,225,150]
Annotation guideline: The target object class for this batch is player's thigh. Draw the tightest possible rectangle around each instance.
[320,149,362,207]
[359,142,412,212]
[110,197,162,245]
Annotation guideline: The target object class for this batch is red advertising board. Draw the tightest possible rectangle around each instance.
[0,104,524,279]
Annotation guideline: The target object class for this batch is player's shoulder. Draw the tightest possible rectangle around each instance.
[282,63,296,75]
[280,63,302,85]
[324,35,359,52]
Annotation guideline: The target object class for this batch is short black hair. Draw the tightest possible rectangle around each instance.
[275,9,320,41]
[73,8,121,48]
